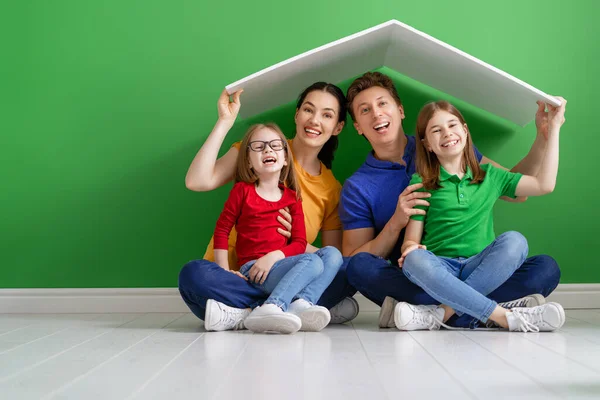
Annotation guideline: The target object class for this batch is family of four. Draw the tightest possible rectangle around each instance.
[178,71,567,334]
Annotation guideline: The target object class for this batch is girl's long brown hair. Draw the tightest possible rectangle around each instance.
[235,123,301,199]
[415,101,485,190]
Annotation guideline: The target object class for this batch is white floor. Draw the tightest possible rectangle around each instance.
[1,311,600,400]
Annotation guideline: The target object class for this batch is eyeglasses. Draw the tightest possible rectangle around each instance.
[247,139,286,152]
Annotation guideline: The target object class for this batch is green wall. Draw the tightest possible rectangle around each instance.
[3,0,598,287]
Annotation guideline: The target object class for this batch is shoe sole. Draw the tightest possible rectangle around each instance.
[244,314,301,334]
[526,294,546,307]
[544,302,566,331]
[379,297,397,328]
[299,308,331,332]
[204,299,220,331]
[330,298,360,324]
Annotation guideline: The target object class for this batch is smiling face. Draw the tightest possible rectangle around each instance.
[247,127,288,178]
[294,90,344,149]
[423,110,468,160]
[352,86,405,147]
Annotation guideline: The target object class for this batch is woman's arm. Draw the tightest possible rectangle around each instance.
[319,229,342,252]
[185,89,242,192]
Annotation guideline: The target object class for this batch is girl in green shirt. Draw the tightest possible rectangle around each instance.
[395,98,567,332]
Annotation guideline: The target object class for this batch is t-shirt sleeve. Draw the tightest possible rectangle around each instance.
[321,181,342,231]
[409,173,429,222]
[490,165,523,198]
[339,178,374,231]
[213,183,244,250]
[473,144,483,163]
[280,197,307,257]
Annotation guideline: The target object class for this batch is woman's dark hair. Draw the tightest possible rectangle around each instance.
[296,82,347,169]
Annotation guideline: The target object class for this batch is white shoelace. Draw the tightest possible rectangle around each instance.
[510,308,543,332]
[412,308,457,331]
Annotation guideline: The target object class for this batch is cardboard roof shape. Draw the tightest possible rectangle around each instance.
[226,20,560,126]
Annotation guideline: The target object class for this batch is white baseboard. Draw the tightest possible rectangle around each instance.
[0,284,598,314]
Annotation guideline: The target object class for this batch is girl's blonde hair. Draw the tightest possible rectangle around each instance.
[415,101,485,190]
[235,123,301,199]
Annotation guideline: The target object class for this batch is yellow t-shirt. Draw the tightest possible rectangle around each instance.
[203,139,342,269]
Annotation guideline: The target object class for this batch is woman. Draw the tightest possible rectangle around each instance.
[178,82,358,331]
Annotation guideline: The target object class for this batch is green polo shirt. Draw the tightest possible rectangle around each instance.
[410,164,522,258]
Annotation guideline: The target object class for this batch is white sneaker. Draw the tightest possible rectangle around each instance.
[329,297,359,324]
[379,296,398,328]
[394,302,445,331]
[244,304,301,334]
[204,299,250,332]
[499,294,546,309]
[288,299,331,332]
[486,294,547,328]
[506,302,565,332]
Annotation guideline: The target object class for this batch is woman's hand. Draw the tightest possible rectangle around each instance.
[217,89,243,125]
[228,270,248,281]
[276,207,293,239]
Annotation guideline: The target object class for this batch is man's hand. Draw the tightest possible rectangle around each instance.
[390,183,431,231]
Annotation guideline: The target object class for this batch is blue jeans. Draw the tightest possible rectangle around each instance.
[346,238,561,329]
[402,231,528,322]
[178,247,354,320]
[239,247,343,311]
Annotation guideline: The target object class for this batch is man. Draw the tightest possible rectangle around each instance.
[340,72,560,329]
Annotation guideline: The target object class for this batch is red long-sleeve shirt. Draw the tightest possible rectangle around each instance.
[213,181,307,267]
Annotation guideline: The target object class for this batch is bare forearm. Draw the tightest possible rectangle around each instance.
[185,119,234,191]
[511,135,547,176]
[349,219,403,258]
[535,128,559,193]
[214,249,230,271]
[401,240,419,254]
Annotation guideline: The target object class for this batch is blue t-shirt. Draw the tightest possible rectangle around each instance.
[339,134,482,264]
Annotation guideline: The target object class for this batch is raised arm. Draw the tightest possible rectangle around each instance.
[185,89,243,192]
[481,99,564,202]
[514,97,567,197]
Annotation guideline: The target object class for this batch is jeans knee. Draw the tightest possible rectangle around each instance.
[299,253,324,276]
[500,231,529,260]
[530,254,561,290]
[402,249,430,278]
[319,246,343,270]
[178,259,216,291]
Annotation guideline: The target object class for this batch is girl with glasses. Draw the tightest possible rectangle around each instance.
[211,122,342,334]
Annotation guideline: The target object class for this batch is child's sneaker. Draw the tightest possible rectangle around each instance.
[329,297,359,324]
[379,296,398,328]
[485,294,547,328]
[204,299,250,332]
[244,304,301,334]
[394,302,445,331]
[499,293,546,309]
[506,302,565,332]
[288,299,331,332]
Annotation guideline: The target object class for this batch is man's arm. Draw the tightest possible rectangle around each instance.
[341,183,430,257]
